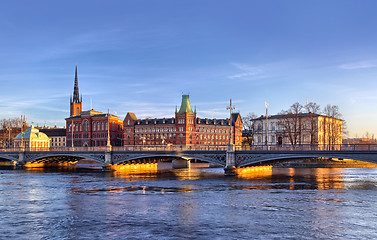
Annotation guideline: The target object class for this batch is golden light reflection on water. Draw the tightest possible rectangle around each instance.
[25,161,78,168]
[315,168,344,190]
[236,166,273,179]
[271,168,345,190]
[111,163,159,179]
[112,163,158,172]
[235,166,347,190]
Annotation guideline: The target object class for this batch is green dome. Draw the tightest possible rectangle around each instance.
[15,126,49,141]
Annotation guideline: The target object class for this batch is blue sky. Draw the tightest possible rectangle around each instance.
[1,0,377,137]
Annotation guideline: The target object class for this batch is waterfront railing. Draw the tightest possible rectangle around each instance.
[2,144,377,152]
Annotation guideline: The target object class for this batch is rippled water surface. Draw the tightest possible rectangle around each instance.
[1,167,377,239]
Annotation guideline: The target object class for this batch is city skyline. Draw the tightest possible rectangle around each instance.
[1,1,377,137]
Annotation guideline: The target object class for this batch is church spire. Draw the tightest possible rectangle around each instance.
[73,65,80,103]
[70,65,82,117]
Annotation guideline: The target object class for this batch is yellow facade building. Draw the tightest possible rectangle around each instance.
[14,126,51,150]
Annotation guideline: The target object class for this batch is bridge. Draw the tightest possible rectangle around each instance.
[1,144,377,175]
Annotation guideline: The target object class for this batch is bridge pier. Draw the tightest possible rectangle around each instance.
[224,145,237,176]
[16,150,26,169]
[102,149,113,171]
[172,159,191,169]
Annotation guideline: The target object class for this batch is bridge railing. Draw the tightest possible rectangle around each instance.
[2,144,377,152]
[239,144,377,151]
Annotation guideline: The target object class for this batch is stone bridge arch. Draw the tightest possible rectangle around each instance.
[23,152,106,165]
[0,153,19,162]
[236,151,377,168]
[112,151,226,166]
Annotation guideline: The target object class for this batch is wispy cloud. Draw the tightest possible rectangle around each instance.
[228,63,265,80]
[339,60,377,70]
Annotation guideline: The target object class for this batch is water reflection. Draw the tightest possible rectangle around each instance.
[18,165,377,192]
[236,167,345,190]
[2,166,377,239]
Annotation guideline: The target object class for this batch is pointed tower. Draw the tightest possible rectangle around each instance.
[70,65,82,117]
[175,95,196,146]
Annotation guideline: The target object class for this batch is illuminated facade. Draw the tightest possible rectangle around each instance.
[14,126,50,149]
[253,113,343,146]
[123,95,243,146]
[65,67,123,147]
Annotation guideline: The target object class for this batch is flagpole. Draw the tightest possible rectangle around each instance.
[265,102,269,149]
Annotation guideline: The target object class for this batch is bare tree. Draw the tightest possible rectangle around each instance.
[0,117,25,148]
[322,104,343,146]
[242,112,257,145]
[278,102,303,147]
[305,102,321,146]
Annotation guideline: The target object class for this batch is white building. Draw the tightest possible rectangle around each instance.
[253,113,343,147]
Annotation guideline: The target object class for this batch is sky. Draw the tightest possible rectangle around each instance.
[1,0,377,137]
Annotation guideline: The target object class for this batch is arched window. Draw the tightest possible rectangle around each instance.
[82,119,89,132]
[76,107,79,115]
[97,122,100,131]
[93,122,96,131]
[101,122,104,131]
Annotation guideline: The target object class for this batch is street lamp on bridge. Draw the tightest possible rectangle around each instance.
[226,99,235,146]
[70,122,75,151]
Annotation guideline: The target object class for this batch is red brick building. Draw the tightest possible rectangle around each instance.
[123,95,243,146]
[65,67,123,147]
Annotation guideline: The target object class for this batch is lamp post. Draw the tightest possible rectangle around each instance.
[161,135,166,150]
[139,135,146,149]
[226,99,235,146]
[106,109,112,152]
[20,115,25,151]
[265,102,269,150]
[6,126,11,149]
[71,122,75,151]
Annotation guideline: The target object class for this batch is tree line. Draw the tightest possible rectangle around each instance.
[0,117,28,148]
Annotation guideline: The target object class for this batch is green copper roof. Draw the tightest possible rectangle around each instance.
[178,95,193,114]
[14,125,49,140]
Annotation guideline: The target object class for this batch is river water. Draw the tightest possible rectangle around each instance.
[1,167,377,240]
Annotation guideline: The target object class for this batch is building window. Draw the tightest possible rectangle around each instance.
[82,119,89,132]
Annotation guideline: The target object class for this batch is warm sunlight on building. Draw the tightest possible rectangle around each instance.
[123,95,243,147]
[253,113,343,146]
[14,126,50,150]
